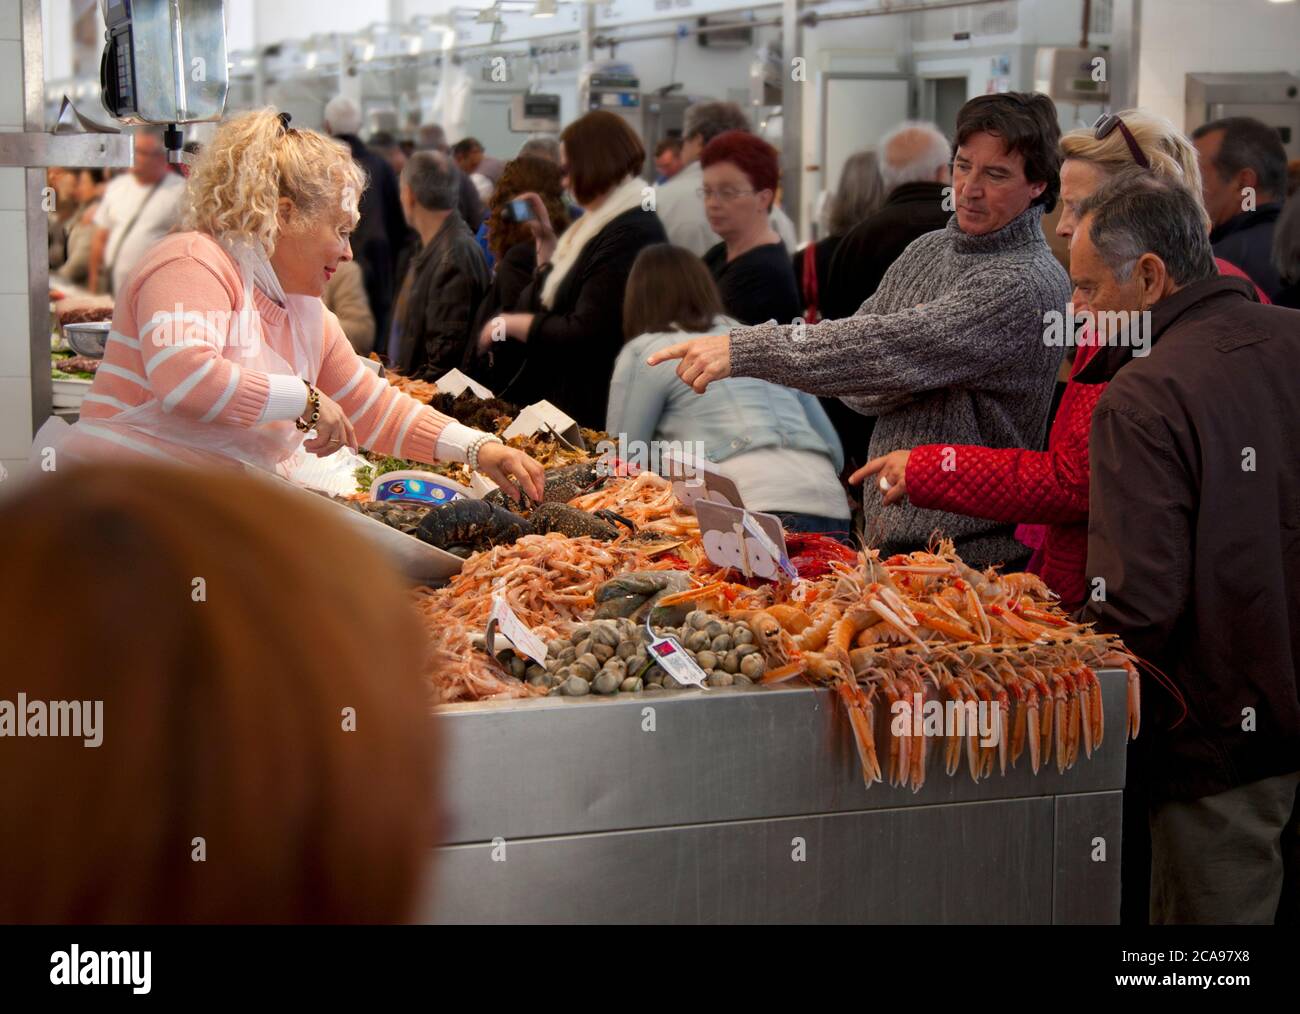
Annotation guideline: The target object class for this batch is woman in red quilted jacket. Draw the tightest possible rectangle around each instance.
[852,109,1270,610]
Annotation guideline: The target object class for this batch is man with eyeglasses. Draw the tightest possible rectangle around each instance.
[650,92,1072,570]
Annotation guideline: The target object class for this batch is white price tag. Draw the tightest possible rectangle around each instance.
[644,612,708,688]
[502,400,586,450]
[694,501,793,583]
[436,368,495,400]
[659,448,744,509]
[486,594,548,665]
[741,511,799,581]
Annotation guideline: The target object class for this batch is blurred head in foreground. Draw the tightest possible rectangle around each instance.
[0,465,437,923]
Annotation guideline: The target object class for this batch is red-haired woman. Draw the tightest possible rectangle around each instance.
[699,131,801,326]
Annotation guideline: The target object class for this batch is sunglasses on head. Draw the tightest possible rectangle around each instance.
[1092,113,1151,170]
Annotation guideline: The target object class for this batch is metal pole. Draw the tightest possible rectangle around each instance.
[1108,0,1141,112]
[803,0,1006,24]
[22,0,51,433]
[781,0,802,240]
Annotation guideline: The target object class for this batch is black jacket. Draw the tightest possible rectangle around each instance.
[513,207,667,428]
[1210,202,1283,302]
[463,240,536,392]
[822,181,952,321]
[703,241,800,326]
[336,134,412,343]
[393,213,490,378]
[1077,275,1300,801]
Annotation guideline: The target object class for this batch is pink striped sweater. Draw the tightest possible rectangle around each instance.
[75,232,453,466]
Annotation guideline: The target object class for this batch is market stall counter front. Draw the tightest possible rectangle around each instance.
[423,671,1126,924]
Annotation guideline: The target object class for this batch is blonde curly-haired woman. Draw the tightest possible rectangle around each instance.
[62,109,544,500]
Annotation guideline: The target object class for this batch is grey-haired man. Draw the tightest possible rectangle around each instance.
[1074,173,1300,924]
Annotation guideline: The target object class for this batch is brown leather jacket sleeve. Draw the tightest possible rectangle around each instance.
[1081,398,1196,666]
[322,261,376,355]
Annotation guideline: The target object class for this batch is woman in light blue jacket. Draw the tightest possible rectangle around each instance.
[609,244,851,535]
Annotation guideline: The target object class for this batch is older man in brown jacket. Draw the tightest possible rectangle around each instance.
[1073,175,1300,924]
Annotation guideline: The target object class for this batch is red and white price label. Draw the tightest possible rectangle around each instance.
[644,612,708,688]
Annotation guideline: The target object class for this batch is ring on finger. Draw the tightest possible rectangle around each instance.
[879,476,891,491]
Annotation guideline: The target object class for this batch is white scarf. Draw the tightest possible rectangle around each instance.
[541,175,649,308]
[218,235,324,382]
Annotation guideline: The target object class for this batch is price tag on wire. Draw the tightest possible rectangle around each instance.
[643,610,708,689]
[742,511,798,581]
[485,594,548,666]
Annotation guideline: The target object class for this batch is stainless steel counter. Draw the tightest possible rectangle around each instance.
[423,670,1126,923]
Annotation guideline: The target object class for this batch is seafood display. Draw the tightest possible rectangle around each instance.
[416,499,530,556]
[647,538,1164,791]
[329,384,1145,796]
[354,436,605,494]
[370,356,439,403]
[484,461,604,510]
[415,534,655,703]
[567,472,701,539]
[413,475,1150,789]
[55,304,114,326]
[430,390,519,432]
[335,497,435,536]
[51,352,100,380]
[528,613,766,696]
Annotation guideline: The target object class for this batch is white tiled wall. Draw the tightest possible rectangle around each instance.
[1138,0,1300,128]
[0,0,31,469]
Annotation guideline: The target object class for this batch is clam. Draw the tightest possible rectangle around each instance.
[686,629,711,652]
[562,675,591,696]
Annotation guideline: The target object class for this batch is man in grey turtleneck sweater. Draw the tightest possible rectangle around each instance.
[650,93,1071,568]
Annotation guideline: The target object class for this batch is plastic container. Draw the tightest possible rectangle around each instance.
[370,470,475,506]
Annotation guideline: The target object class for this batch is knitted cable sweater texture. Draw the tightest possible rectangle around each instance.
[728,204,1070,567]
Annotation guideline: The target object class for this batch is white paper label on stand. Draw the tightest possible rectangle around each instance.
[741,511,799,581]
[486,594,548,665]
[658,448,744,509]
[436,368,495,400]
[694,501,792,582]
[502,400,586,450]
[644,611,707,688]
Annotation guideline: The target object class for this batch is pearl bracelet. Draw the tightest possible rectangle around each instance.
[467,434,503,473]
